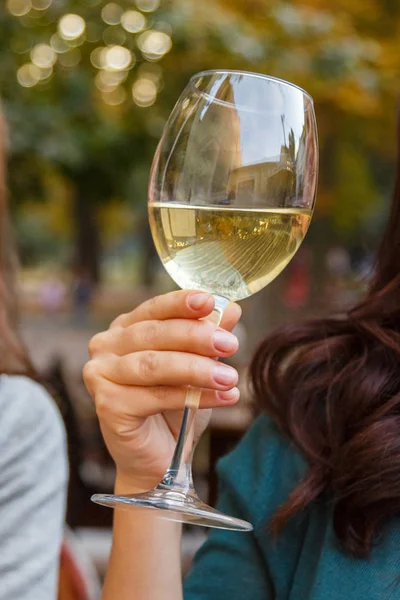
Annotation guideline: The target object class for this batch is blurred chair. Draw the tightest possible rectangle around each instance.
[45,358,114,528]
[58,527,101,600]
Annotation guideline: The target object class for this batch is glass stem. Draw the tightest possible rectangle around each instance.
[157,294,230,494]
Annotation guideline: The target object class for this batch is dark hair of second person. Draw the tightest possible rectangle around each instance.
[0,115,35,378]
[251,110,400,558]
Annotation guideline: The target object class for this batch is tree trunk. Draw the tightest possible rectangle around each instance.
[73,186,101,284]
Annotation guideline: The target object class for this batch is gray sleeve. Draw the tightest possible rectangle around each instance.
[0,375,68,600]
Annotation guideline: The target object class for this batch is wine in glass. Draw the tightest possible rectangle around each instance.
[92,70,318,531]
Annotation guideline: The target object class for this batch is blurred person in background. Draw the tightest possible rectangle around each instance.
[40,274,66,321]
[0,114,67,598]
[283,247,312,311]
[84,117,400,600]
[72,267,94,327]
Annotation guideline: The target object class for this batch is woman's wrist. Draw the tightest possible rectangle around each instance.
[114,470,162,495]
[113,471,183,550]
[104,472,183,600]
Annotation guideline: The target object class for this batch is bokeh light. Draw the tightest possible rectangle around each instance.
[58,14,86,40]
[90,46,106,69]
[101,86,126,106]
[95,71,112,93]
[37,65,53,80]
[58,48,81,67]
[17,63,41,87]
[67,34,86,48]
[137,30,172,60]
[95,69,127,92]
[6,0,31,17]
[101,3,123,25]
[50,33,70,53]
[104,45,132,71]
[32,0,52,9]
[138,62,163,87]
[135,0,160,13]
[9,0,168,105]
[103,26,126,46]
[31,43,57,68]
[132,78,157,107]
[121,10,146,33]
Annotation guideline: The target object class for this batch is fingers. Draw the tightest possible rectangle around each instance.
[89,319,239,359]
[83,290,243,427]
[111,290,241,330]
[111,290,214,328]
[89,291,242,361]
[86,377,240,420]
[91,351,239,391]
[220,302,242,331]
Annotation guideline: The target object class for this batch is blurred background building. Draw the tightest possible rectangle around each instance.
[0,0,399,592]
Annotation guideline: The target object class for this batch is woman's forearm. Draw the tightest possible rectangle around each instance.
[84,292,241,599]
[102,477,183,600]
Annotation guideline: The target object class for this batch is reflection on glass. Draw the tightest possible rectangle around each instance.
[158,72,317,213]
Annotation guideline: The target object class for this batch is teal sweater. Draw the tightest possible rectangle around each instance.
[184,415,400,599]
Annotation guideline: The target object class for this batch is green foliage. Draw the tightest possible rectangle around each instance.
[0,0,398,272]
[333,143,379,231]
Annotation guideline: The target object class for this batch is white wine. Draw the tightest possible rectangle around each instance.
[149,202,312,301]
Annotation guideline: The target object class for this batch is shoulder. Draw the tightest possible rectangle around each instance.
[217,414,307,529]
[0,377,67,599]
[0,374,63,428]
[0,374,65,438]
[0,374,67,474]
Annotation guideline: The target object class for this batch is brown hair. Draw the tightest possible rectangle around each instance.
[0,114,35,377]
[251,111,400,558]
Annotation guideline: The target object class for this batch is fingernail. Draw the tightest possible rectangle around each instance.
[231,303,242,320]
[213,330,238,353]
[213,364,238,386]
[188,293,212,310]
[217,387,240,402]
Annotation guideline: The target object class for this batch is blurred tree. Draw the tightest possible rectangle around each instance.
[161,0,399,232]
[0,0,399,283]
[0,0,168,281]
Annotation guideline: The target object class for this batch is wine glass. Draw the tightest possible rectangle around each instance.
[92,70,318,531]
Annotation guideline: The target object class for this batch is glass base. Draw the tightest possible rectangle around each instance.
[91,488,253,532]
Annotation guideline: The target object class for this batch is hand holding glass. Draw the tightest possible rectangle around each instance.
[92,70,318,531]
